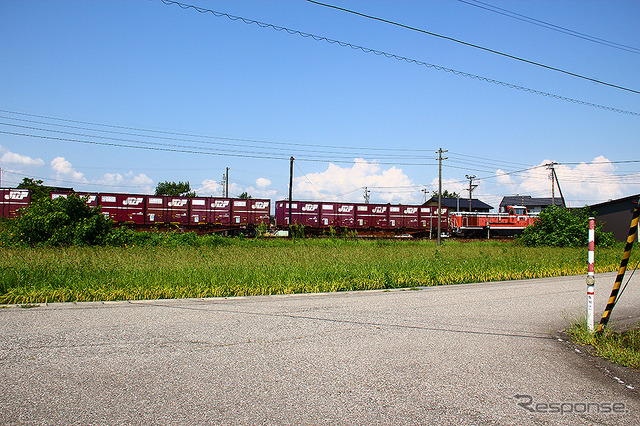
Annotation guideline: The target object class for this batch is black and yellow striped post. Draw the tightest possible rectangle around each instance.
[597,199,640,332]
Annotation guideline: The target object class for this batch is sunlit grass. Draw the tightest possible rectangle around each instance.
[567,318,640,370]
[0,239,629,304]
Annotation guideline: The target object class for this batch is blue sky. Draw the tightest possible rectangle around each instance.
[1,0,638,209]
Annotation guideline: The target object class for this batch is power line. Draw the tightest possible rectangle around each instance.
[155,0,640,117]
[294,162,326,201]
[458,0,640,55]
[0,130,437,167]
[0,109,437,154]
[0,120,436,161]
[307,0,640,95]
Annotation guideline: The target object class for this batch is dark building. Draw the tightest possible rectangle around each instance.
[423,196,492,213]
[499,196,563,214]
[588,194,640,241]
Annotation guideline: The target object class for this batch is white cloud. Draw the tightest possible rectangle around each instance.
[294,158,419,204]
[95,173,124,185]
[495,169,515,186]
[51,157,87,183]
[128,172,153,186]
[256,177,271,188]
[0,145,45,166]
[491,156,640,207]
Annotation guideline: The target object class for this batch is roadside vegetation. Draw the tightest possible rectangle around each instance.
[567,319,640,370]
[0,238,629,304]
[516,205,615,247]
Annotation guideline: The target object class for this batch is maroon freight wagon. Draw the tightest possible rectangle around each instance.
[387,205,420,229]
[355,204,388,228]
[166,197,190,225]
[189,197,208,225]
[0,188,30,218]
[275,200,320,227]
[229,199,270,226]
[419,206,448,231]
[249,199,271,225]
[98,193,145,223]
[317,202,355,228]
[145,196,166,225]
[401,206,420,228]
[209,198,232,225]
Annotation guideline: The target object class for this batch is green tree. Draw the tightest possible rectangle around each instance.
[10,193,112,246]
[517,206,614,247]
[238,192,252,199]
[431,190,460,198]
[155,181,196,197]
[17,177,52,202]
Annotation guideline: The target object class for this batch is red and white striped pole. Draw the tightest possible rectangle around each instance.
[587,217,596,332]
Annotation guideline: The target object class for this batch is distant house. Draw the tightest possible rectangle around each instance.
[423,196,492,213]
[499,196,563,214]
[588,194,640,241]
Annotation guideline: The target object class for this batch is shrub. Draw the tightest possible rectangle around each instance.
[516,206,615,247]
[8,194,112,246]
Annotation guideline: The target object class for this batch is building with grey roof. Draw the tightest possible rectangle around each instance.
[499,196,563,213]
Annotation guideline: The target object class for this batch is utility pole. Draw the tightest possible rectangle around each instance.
[547,162,556,207]
[289,156,294,232]
[549,165,566,208]
[364,187,370,204]
[465,174,477,212]
[437,148,448,246]
[225,167,229,198]
[422,188,429,203]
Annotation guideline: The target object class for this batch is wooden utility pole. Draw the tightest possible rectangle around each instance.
[437,148,447,246]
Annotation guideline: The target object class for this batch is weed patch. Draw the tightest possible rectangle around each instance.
[567,318,640,370]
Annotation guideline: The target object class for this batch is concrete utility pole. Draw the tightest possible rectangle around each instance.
[551,167,566,208]
[547,162,556,207]
[422,188,429,203]
[364,187,370,204]
[225,167,229,198]
[437,148,448,246]
[289,157,294,232]
[465,174,477,212]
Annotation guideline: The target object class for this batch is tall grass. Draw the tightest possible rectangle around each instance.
[0,239,630,304]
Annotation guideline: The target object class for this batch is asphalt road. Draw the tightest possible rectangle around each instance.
[1,272,639,425]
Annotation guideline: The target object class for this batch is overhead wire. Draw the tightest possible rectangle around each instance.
[0,129,438,166]
[294,162,326,201]
[0,109,438,154]
[0,120,437,162]
[156,0,640,117]
[306,0,640,95]
[458,0,640,55]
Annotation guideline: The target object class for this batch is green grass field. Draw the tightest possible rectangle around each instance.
[0,239,630,304]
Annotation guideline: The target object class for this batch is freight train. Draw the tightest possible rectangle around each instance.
[275,200,538,237]
[0,187,270,235]
[0,187,539,237]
